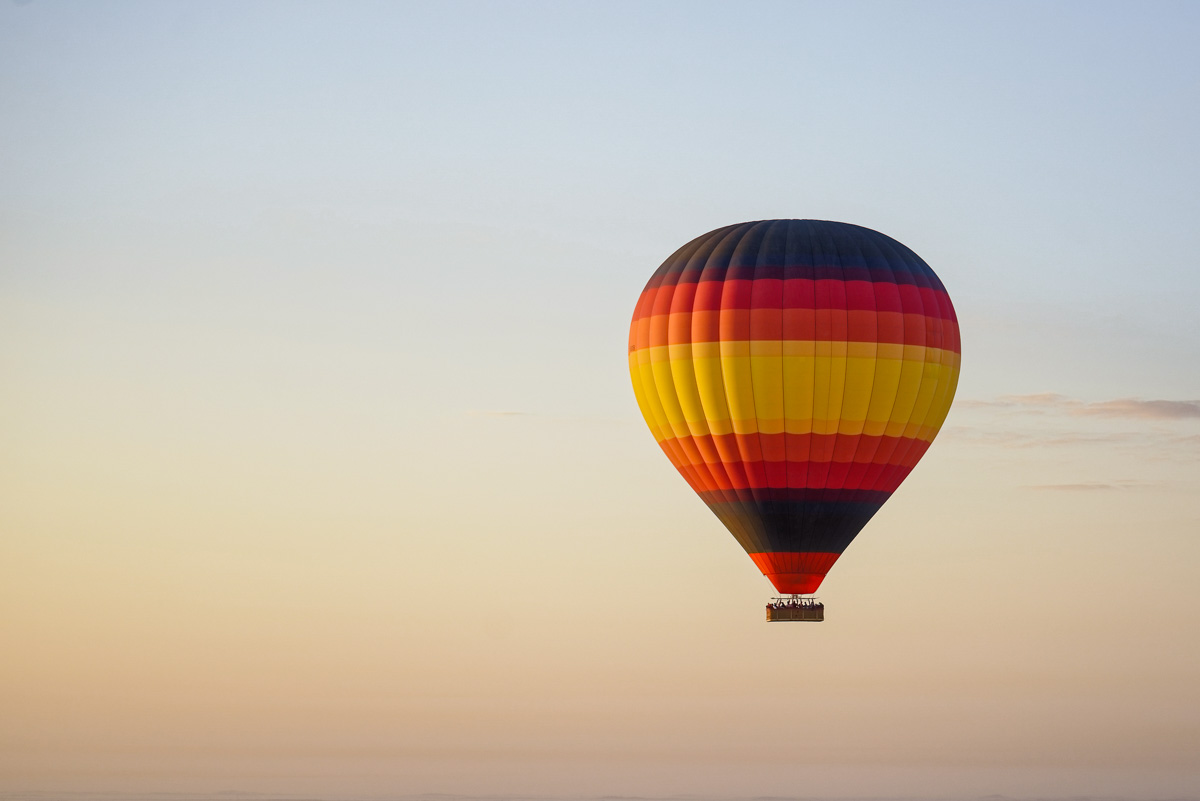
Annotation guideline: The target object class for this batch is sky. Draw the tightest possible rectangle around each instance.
[2,1,1199,798]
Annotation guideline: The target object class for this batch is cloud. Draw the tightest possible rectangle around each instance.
[1024,479,1160,491]
[1077,398,1200,420]
[959,393,1070,411]
[1002,392,1074,406]
[946,394,1200,463]
[941,426,1139,449]
[1024,482,1119,491]
[966,393,1200,420]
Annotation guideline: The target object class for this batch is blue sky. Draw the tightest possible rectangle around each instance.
[5,1,1200,413]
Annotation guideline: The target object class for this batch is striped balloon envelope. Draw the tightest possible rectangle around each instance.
[628,220,960,595]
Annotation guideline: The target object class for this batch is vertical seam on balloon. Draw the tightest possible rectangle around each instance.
[853,228,904,528]
[816,221,851,556]
[898,249,945,476]
[834,226,884,558]
[859,236,907,496]
[927,264,962,436]
[743,220,772,553]
[675,229,743,505]
[769,220,789,549]
[909,274,960,467]
[819,224,849,554]
[804,222,832,551]
[889,344,941,486]
[647,281,703,490]
[865,238,917,497]
[718,221,769,552]
[676,230,744,543]
[779,221,795,566]
[878,239,935,495]
[799,221,819,565]
[693,227,745,501]
[701,223,765,554]
[701,224,756,552]
[636,250,706,494]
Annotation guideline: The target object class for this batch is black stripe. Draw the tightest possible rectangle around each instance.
[703,499,882,555]
[644,219,940,290]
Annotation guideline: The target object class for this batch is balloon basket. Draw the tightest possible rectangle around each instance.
[766,596,824,622]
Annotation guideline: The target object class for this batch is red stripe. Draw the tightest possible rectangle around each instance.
[655,433,931,493]
[749,552,841,594]
[632,280,956,321]
[641,309,959,348]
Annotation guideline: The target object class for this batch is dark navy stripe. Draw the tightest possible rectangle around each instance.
[646,219,942,291]
[704,499,883,556]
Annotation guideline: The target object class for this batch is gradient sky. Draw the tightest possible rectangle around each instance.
[2,1,1199,798]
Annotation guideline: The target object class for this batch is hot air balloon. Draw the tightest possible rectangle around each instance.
[628,220,960,621]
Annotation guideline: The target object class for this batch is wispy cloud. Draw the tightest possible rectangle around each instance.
[1025,482,1120,491]
[947,393,1200,468]
[1078,398,1200,420]
[1023,480,1157,491]
[958,392,1068,411]
[965,393,1200,420]
[942,426,1140,449]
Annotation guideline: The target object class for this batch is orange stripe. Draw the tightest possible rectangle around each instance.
[749,552,841,595]
[661,432,930,467]
[634,309,959,348]
[654,433,932,493]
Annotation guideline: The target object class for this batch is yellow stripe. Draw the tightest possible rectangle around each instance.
[630,345,959,444]
[782,352,815,432]
[721,353,758,436]
[750,353,784,434]
[838,344,877,435]
[629,352,668,443]
[669,350,713,437]
[899,358,944,440]
[650,357,690,436]
[862,355,903,436]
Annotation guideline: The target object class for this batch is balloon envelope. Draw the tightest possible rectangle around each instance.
[628,220,960,594]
